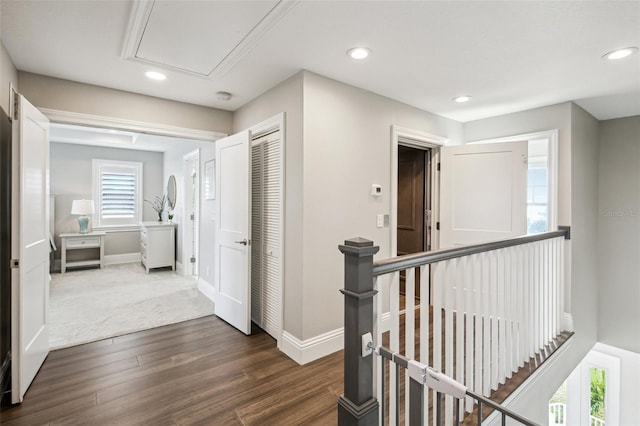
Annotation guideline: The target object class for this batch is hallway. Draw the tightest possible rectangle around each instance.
[1,316,342,425]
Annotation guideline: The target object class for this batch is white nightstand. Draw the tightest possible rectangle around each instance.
[59,232,105,273]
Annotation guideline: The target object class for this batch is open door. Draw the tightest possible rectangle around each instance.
[11,94,50,403]
[439,141,527,248]
[214,130,251,335]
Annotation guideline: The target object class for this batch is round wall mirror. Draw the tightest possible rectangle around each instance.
[167,175,177,210]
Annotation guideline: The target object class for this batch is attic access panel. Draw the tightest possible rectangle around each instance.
[133,0,280,77]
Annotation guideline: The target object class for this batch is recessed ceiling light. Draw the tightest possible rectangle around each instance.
[602,47,638,61]
[453,95,472,103]
[347,47,371,60]
[145,71,166,81]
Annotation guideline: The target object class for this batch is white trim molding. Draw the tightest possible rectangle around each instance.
[197,277,216,304]
[281,328,343,365]
[390,125,448,257]
[40,108,226,141]
[121,0,300,81]
[563,312,574,332]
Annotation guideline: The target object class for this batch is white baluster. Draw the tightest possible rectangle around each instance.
[482,252,491,397]
[419,264,429,424]
[498,249,507,385]
[405,267,415,424]
[464,255,475,413]
[444,259,455,425]
[432,261,444,426]
[455,256,465,420]
[390,270,399,424]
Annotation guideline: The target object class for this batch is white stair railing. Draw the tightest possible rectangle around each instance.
[370,228,570,425]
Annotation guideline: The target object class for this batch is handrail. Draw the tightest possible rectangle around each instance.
[376,345,539,425]
[372,226,570,276]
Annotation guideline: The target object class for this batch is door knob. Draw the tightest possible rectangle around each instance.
[235,239,248,246]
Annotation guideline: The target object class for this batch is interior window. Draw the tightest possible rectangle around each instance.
[527,138,549,234]
[92,159,143,228]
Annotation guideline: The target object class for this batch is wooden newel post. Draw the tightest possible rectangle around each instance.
[338,237,380,426]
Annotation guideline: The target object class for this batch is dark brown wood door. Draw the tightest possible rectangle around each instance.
[397,145,426,297]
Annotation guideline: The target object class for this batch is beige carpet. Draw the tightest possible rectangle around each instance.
[49,263,215,349]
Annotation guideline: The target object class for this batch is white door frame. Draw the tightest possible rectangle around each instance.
[390,125,448,257]
[247,113,285,349]
[467,130,559,233]
[40,109,221,275]
[182,149,199,276]
[39,109,226,141]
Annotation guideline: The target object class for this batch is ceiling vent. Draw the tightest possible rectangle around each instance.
[121,0,298,80]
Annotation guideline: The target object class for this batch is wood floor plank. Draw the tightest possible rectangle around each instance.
[1,310,570,425]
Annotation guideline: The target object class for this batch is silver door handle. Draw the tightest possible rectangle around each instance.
[235,239,248,246]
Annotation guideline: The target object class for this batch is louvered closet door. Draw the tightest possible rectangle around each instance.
[251,133,282,339]
[251,145,263,326]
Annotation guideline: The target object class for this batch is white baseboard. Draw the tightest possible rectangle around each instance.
[278,313,391,365]
[281,328,344,365]
[197,277,216,303]
[104,252,141,265]
[563,312,574,332]
[176,261,183,275]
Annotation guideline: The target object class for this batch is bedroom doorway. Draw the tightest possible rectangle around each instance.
[47,120,216,349]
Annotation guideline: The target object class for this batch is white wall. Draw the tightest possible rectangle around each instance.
[50,142,163,260]
[597,116,640,353]
[0,41,17,116]
[17,72,233,134]
[569,103,600,342]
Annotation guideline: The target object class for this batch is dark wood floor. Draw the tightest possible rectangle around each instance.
[0,311,571,425]
[0,315,343,425]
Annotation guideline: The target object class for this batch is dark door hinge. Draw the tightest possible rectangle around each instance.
[437,163,441,171]
[10,259,19,268]
[13,93,19,121]
[436,222,440,231]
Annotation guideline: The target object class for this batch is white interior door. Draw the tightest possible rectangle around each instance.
[214,130,251,334]
[11,94,50,403]
[439,141,528,248]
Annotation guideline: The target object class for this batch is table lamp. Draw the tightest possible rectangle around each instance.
[71,199,95,234]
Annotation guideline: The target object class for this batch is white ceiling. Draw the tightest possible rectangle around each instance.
[2,0,639,123]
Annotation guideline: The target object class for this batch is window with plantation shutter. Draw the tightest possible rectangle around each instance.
[92,159,143,228]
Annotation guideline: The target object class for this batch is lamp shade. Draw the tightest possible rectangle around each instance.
[71,199,95,215]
